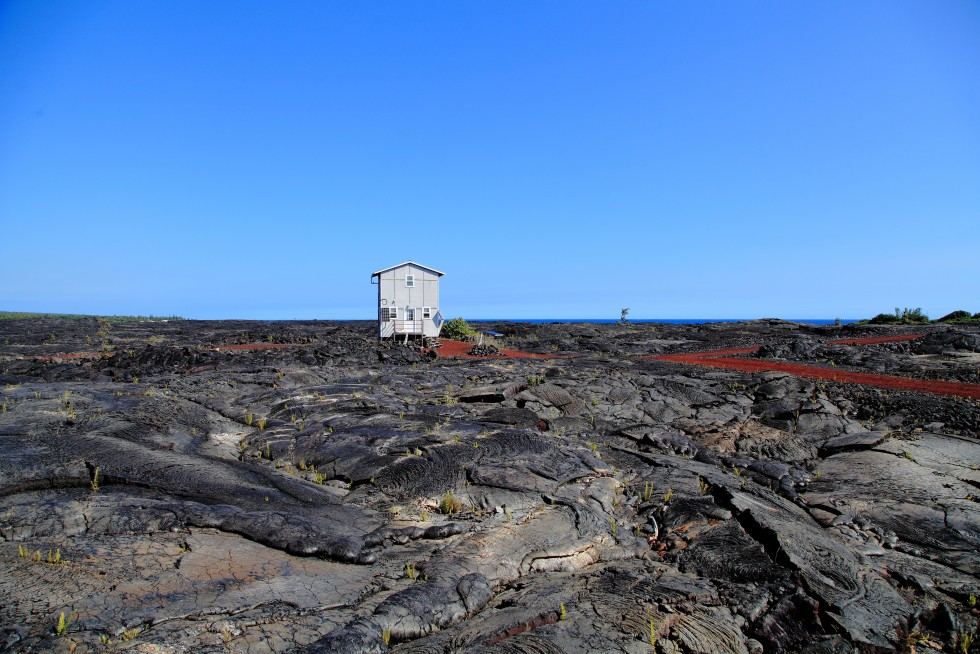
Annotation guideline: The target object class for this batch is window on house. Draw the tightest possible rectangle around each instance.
[405,308,416,322]
[380,308,392,322]
[422,307,431,319]
[390,307,398,319]
[405,275,415,287]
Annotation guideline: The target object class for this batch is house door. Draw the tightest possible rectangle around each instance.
[405,308,416,323]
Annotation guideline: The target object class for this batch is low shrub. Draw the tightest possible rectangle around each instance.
[441,317,475,341]
[936,310,980,323]
[868,308,929,325]
[868,313,899,325]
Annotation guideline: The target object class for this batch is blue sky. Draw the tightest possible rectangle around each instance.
[1,2,978,320]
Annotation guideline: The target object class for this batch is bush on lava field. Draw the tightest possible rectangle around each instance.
[868,308,930,325]
[441,317,476,341]
[936,310,980,323]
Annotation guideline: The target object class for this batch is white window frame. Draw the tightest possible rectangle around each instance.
[405,307,416,322]
[390,307,398,319]
[405,274,415,288]
[422,307,431,319]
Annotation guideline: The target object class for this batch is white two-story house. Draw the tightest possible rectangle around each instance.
[371,261,445,340]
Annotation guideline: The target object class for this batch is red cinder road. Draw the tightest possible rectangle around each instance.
[433,339,558,359]
[647,334,980,399]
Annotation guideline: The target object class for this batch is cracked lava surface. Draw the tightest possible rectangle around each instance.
[1,317,978,653]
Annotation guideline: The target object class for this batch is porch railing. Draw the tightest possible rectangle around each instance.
[392,319,423,334]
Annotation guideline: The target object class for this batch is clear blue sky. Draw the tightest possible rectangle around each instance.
[2,2,978,320]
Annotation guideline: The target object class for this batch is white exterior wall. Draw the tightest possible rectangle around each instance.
[375,263,443,338]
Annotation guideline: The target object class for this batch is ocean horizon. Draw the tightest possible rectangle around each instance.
[466,318,859,325]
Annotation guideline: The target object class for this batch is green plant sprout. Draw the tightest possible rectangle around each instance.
[439,490,463,515]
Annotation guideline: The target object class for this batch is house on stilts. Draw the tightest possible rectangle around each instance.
[371,261,445,342]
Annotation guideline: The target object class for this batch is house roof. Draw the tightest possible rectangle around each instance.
[371,261,445,278]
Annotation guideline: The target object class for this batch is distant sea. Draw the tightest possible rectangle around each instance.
[469,319,859,325]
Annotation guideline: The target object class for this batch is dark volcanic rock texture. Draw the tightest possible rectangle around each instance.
[0,318,978,653]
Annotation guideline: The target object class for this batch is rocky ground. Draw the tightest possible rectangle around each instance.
[0,318,978,653]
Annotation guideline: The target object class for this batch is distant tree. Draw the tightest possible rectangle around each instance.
[620,308,630,325]
[900,308,929,324]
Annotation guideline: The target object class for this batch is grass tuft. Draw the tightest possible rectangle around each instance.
[438,490,463,515]
[54,611,76,637]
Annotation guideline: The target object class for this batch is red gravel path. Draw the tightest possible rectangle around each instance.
[433,339,558,359]
[648,335,980,399]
